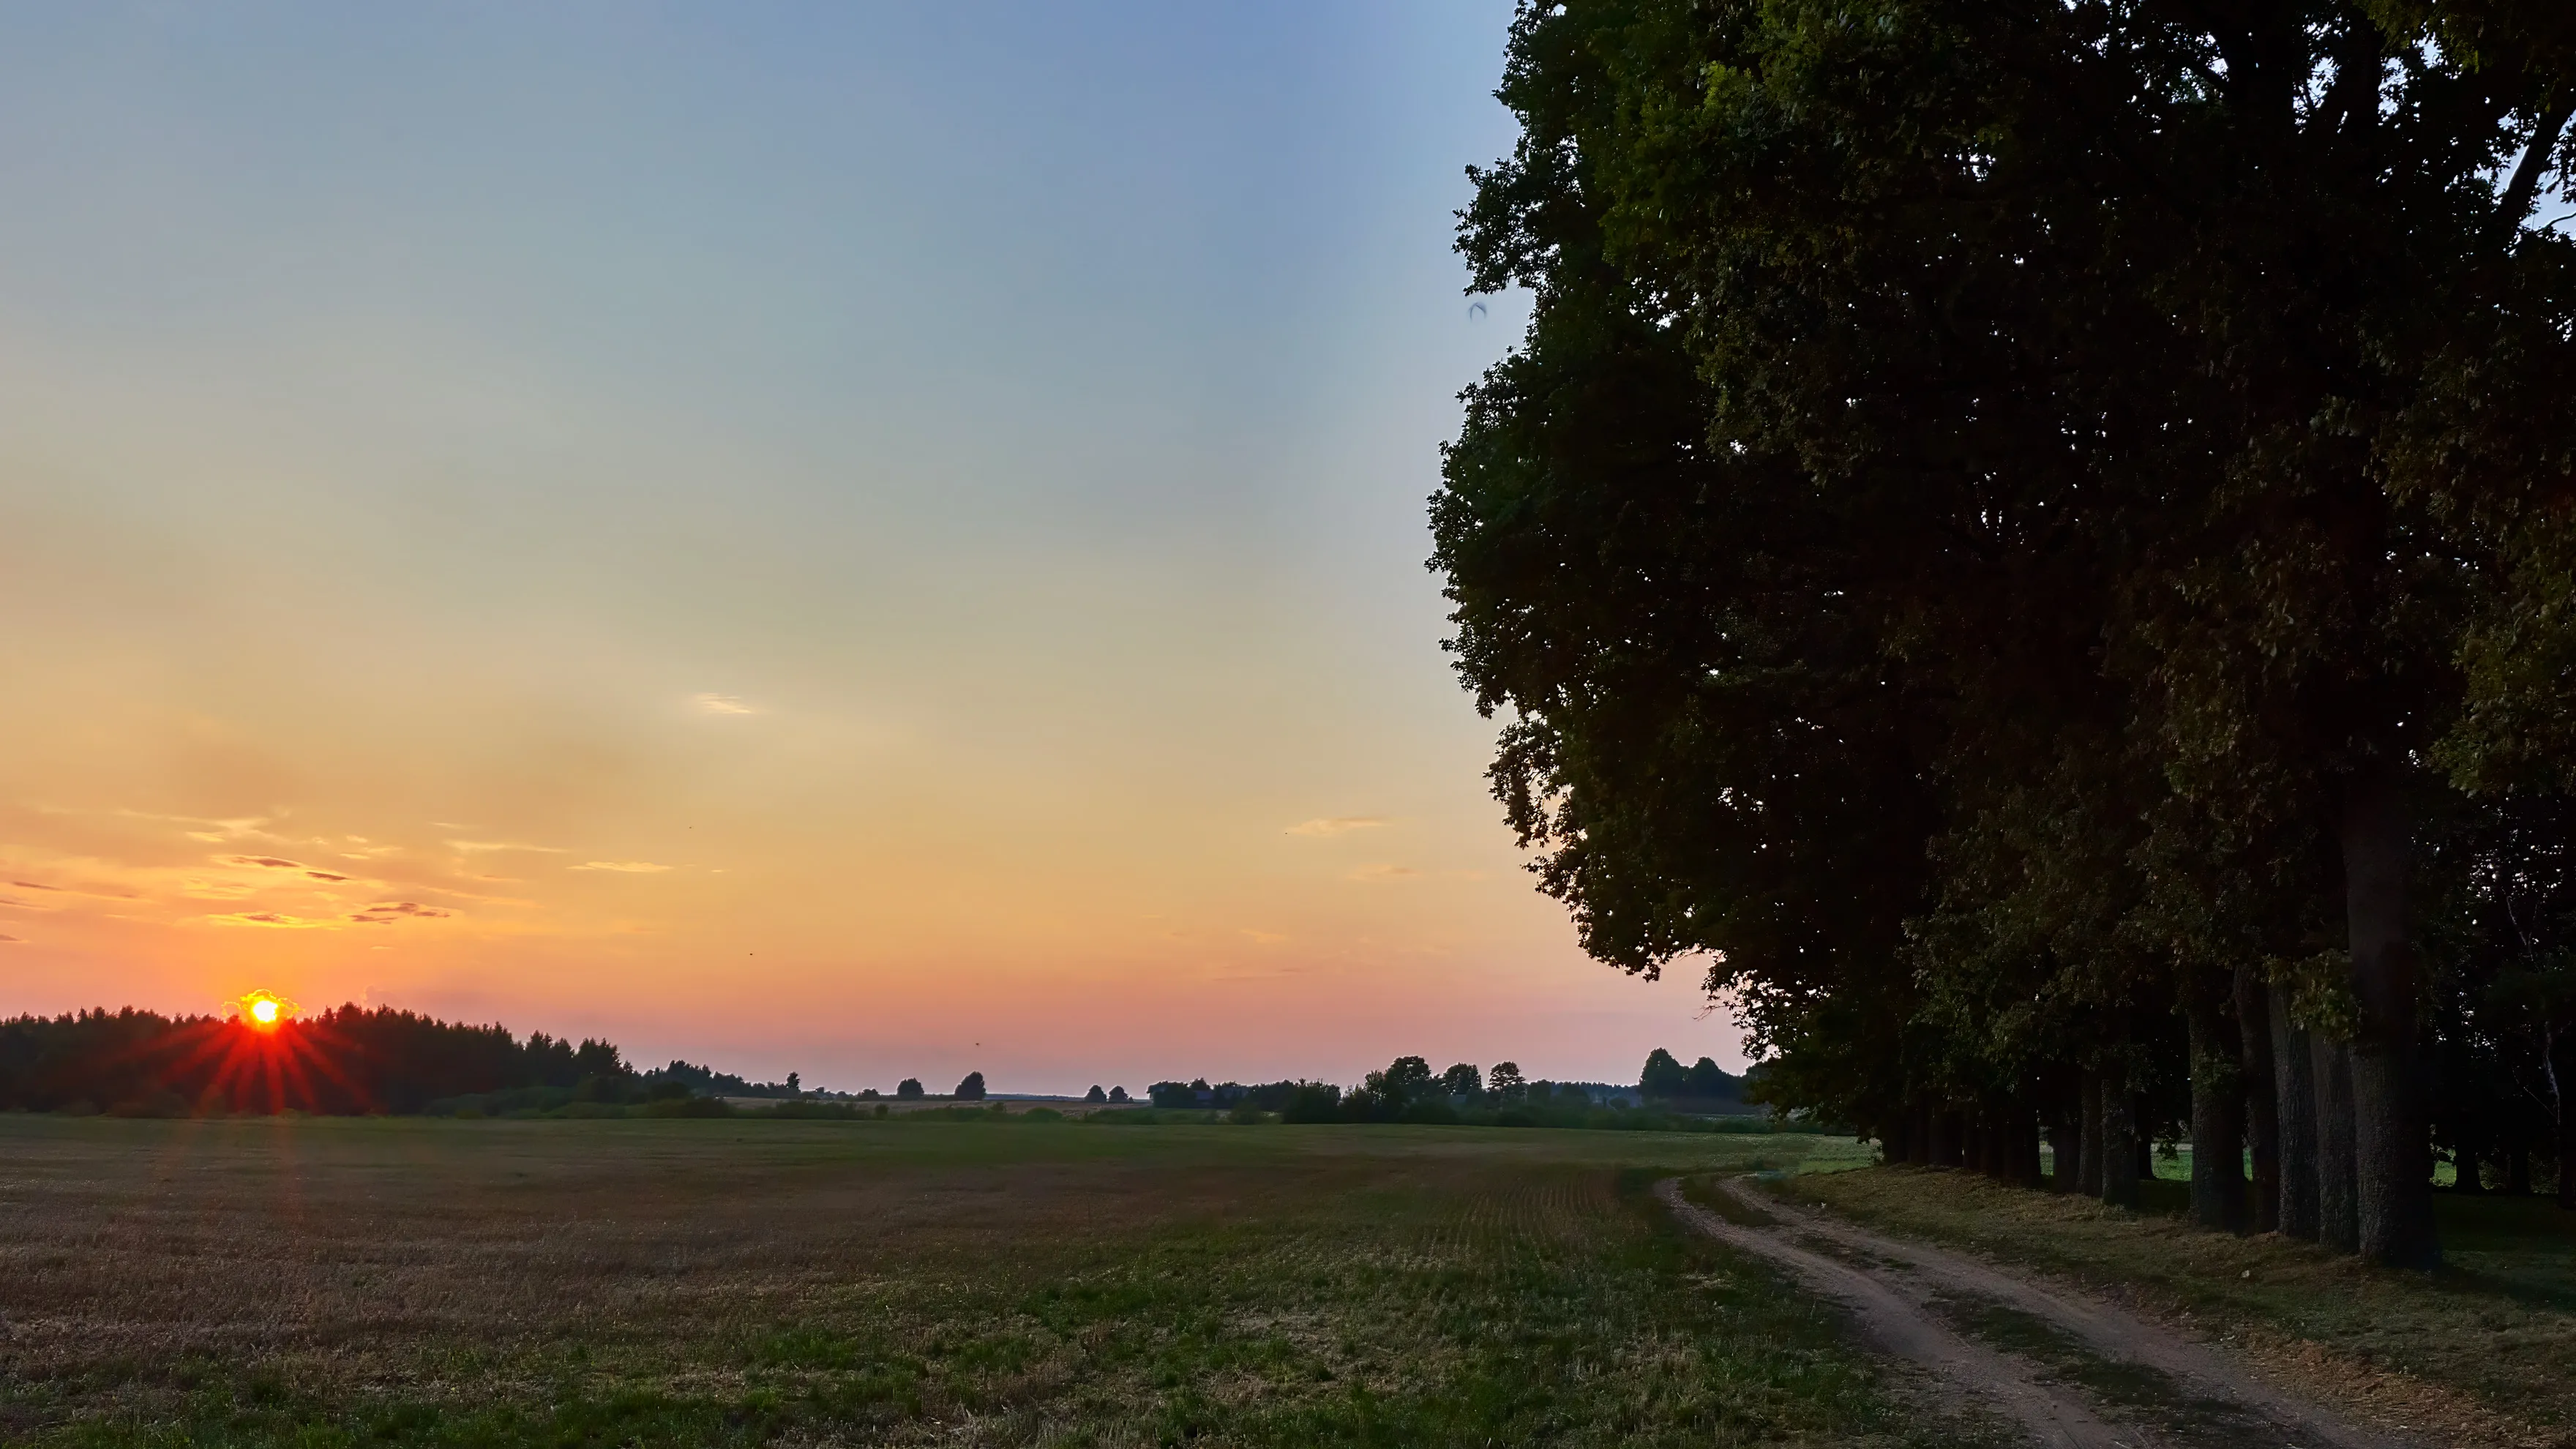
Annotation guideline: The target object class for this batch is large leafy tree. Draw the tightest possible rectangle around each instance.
[1442,0,2576,1264]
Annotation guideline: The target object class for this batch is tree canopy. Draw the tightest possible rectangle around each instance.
[1439,0,2576,1259]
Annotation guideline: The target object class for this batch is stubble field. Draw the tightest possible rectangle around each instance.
[0,1113,1995,1448]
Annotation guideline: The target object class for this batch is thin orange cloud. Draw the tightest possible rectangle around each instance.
[694,692,760,715]
[206,911,333,929]
[348,901,452,924]
[1347,864,1424,883]
[1284,817,1387,837]
[572,861,675,873]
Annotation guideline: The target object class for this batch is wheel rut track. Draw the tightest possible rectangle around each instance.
[1654,1176,2414,1449]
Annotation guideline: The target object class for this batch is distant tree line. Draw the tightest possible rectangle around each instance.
[1134,1050,1746,1124]
[0,1006,637,1116]
[1,999,1760,1139]
[1436,0,2576,1264]
[0,1006,913,1116]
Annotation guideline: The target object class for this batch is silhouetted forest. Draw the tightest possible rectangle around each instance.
[0,1006,649,1116]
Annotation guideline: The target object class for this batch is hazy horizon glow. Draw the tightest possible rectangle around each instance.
[0,2,1751,1094]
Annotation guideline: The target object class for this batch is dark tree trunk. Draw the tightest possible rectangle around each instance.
[1929,1108,1958,1168]
[2343,765,2438,1267]
[2315,1033,2361,1254]
[2016,1103,2044,1188]
[2187,995,2250,1233]
[2561,1111,2576,1210]
[1909,1099,1933,1166]
[2236,965,2280,1232]
[2506,1138,2531,1196]
[2270,981,2320,1239]
[2135,1123,2154,1182]
[2558,1033,2576,1210]
[2078,1068,2105,1197]
[2101,1059,2141,1209]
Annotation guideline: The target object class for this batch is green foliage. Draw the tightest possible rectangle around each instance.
[1436,0,2576,1217]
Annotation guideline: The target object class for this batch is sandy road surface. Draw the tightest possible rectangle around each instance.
[1657,1176,2411,1449]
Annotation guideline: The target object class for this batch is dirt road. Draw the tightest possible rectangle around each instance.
[1656,1176,2412,1449]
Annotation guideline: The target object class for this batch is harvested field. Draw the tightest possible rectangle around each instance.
[0,1113,1996,1448]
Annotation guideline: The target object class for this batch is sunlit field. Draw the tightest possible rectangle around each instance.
[0,1115,2004,1449]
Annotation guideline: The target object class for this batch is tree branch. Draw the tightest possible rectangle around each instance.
[2502,96,2574,223]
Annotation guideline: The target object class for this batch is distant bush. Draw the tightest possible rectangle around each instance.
[765,1100,866,1120]
[1279,1083,1342,1123]
[643,1096,733,1119]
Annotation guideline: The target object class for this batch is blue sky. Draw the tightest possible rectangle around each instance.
[0,2,1751,1091]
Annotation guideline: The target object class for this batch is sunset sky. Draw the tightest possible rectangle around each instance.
[0,1,1745,1093]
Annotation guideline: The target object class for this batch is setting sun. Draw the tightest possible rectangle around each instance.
[235,990,297,1031]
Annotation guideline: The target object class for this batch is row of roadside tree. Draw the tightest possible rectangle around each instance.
[1434,0,2576,1263]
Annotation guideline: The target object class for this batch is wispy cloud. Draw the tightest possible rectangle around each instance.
[207,911,332,929]
[348,901,452,924]
[225,855,305,869]
[572,861,675,873]
[1346,864,1424,883]
[1284,817,1388,838]
[1242,929,1288,945]
[304,870,350,882]
[0,934,20,943]
[446,839,567,855]
[694,693,759,715]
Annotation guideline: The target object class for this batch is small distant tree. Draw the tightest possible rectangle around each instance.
[572,1038,627,1078]
[955,1071,986,1101]
[1683,1057,1736,1100]
[896,1077,924,1100]
[1442,1063,1483,1101]
[1281,1082,1342,1123]
[1085,1085,1108,1104]
[1489,1062,1526,1101]
[1109,1085,1129,1104]
[1639,1049,1689,1101]
[786,1071,801,1098]
[1370,1056,1434,1105]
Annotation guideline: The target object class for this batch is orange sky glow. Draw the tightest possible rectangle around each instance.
[0,4,1750,1093]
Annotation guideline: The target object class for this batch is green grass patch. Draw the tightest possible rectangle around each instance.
[0,1115,1989,1448]
[1780,1164,2576,1437]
